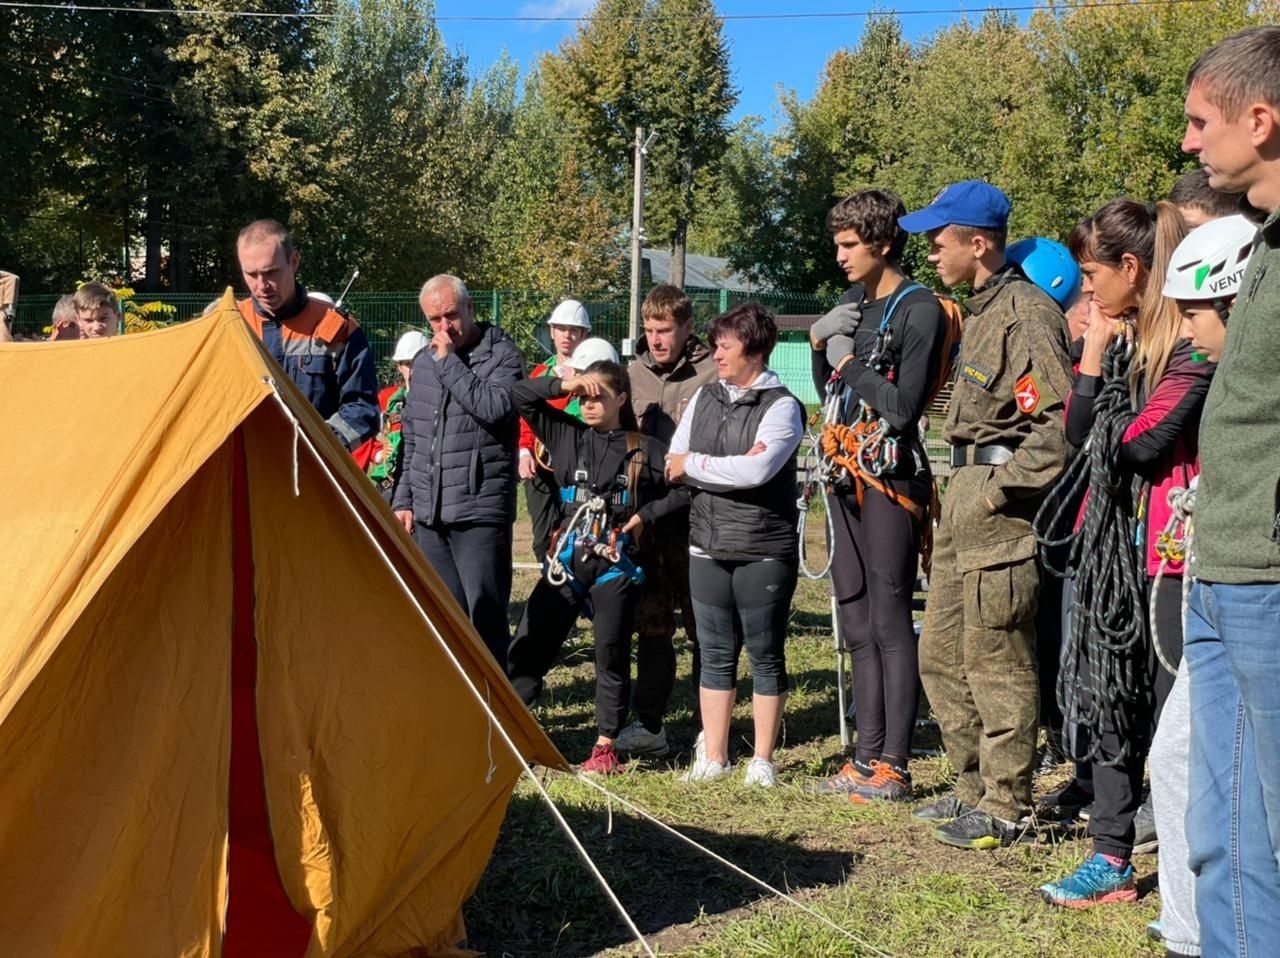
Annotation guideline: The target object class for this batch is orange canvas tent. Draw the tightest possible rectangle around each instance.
[0,292,565,957]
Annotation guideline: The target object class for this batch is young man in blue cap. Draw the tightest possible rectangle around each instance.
[902,181,1074,849]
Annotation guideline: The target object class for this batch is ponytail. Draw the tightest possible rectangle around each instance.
[1070,198,1188,392]
[1133,200,1187,391]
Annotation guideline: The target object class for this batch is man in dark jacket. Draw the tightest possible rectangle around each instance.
[392,274,525,662]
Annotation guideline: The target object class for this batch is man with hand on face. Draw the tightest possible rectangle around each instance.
[392,274,525,663]
[902,181,1073,851]
[235,219,378,450]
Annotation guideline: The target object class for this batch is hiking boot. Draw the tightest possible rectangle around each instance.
[579,743,624,776]
[1037,777,1095,820]
[911,794,975,823]
[1035,739,1069,777]
[812,759,876,795]
[932,809,1035,850]
[614,721,670,757]
[1133,801,1158,854]
[848,761,913,805]
[743,757,777,788]
[681,755,731,783]
[1039,853,1137,908]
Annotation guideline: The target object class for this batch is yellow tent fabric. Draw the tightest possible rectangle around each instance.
[0,292,565,957]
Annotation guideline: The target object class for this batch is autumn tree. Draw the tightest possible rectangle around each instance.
[541,0,735,287]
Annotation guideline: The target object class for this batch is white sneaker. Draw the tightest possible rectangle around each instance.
[693,730,706,762]
[613,722,670,757]
[681,755,732,783]
[743,757,777,788]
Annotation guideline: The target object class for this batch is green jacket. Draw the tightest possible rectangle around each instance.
[1195,211,1279,582]
[941,268,1073,571]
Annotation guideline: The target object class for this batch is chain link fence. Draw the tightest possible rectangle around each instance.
[12,287,838,402]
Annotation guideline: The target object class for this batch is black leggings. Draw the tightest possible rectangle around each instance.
[1088,574,1183,858]
[831,487,921,764]
[506,555,642,739]
[690,554,797,696]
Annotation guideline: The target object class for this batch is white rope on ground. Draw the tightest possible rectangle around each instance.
[264,390,657,958]
[571,773,896,958]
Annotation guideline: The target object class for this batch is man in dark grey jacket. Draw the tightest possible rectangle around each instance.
[393,274,525,661]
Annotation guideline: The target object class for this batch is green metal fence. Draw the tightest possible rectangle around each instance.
[12,287,837,399]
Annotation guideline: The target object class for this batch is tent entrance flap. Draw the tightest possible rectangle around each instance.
[225,430,311,957]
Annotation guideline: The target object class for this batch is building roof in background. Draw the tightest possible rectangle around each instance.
[642,249,761,292]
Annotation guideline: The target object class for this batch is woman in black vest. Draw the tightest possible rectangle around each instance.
[666,304,804,787]
[506,360,688,775]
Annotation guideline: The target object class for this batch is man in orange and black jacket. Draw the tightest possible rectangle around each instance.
[236,219,379,450]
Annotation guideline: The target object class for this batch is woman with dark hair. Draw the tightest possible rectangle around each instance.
[666,304,805,786]
[1039,198,1209,911]
[506,359,688,774]
[808,188,950,803]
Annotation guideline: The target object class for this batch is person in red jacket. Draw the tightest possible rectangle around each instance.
[354,330,429,500]
[519,300,592,560]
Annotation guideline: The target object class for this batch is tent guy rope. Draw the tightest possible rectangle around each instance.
[265,384,890,957]
[266,388,657,957]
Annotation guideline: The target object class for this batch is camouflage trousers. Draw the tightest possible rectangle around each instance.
[918,474,1041,822]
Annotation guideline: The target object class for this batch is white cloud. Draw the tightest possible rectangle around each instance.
[517,0,596,24]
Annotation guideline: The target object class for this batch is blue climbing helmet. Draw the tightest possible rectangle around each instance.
[1007,237,1081,310]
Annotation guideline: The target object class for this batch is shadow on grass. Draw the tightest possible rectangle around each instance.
[465,790,859,957]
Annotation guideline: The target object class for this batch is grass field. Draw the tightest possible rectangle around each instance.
[462,569,1163,958]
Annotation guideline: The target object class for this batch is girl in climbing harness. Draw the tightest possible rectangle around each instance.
[1037,198,1210,911]
[506,357,688,775]
[808,189,953,804]
[667,303,804,788]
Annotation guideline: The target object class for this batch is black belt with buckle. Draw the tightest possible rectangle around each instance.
[950,443,1016,468]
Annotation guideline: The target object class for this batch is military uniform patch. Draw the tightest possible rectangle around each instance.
[1015,373,1043,414]
[960,362,995,390]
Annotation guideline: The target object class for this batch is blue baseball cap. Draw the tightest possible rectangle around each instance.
[899,180,1012,233]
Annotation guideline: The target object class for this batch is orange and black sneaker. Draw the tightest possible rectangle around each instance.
[848,761,913,805]
[812,759,876,795]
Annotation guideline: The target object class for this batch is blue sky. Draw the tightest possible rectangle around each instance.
[432,0,1015,127]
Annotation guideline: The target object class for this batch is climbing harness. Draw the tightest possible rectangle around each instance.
[1033,333,1150,767]
[1150,482,1196,677]
[544,438,647,618]
[804,285,948,747]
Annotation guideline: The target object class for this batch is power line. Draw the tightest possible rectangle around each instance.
[0,0,1211,21]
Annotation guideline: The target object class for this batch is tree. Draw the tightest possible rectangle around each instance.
[541,0,735,287]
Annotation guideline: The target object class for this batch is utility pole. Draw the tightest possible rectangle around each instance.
[625,126,657,358]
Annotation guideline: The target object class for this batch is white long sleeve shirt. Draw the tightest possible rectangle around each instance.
[668,371,804,492]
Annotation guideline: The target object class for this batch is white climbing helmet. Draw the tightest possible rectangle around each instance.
[547,299,592,330]
[1162,214,1258,302]
[569,337,619,370]
[393,330,430,362]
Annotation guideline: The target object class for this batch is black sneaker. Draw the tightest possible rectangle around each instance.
[911,794,975,823]
[1132,801,1158,854]
[932,809,1036,850]
[1037,778,1095,820]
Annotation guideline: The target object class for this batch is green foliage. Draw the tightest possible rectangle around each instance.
[6,0,1280,300]
[540,0,736,286]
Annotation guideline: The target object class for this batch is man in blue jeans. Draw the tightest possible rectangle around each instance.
[1181,27,1280,956]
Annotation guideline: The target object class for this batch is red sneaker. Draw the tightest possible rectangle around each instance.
[580,743,624,775]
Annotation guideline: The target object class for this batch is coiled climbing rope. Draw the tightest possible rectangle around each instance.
[1033,335,1149,767]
